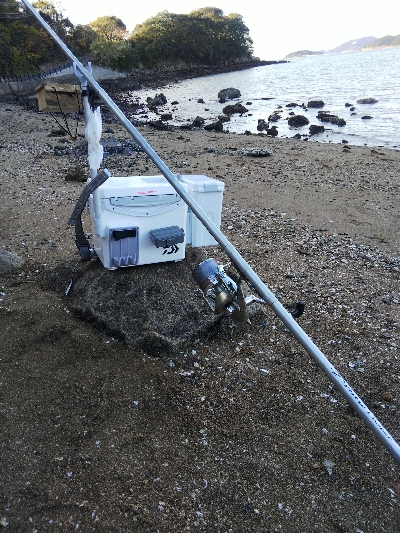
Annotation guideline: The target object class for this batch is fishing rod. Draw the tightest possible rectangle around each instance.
[20,0,400,465]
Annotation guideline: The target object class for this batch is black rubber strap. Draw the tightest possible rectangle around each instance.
[68,169,111,261]
[68,169,111,226]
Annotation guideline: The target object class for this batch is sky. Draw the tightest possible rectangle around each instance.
[57,0,400,60]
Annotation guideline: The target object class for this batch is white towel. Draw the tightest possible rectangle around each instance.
[85,106,103,172]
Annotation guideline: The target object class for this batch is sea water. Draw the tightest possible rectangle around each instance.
[130,47,400,148]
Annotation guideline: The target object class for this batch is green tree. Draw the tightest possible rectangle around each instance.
[130,7,253,68]
[90,16,127,42]
[90,38,138,71]
[32,1,73,38]
[68,24,97,55]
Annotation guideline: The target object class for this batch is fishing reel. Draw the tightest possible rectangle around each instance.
[193,258,305,325]
[192,258,263,324]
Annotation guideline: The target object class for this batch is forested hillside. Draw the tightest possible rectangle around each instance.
[0,1,254,75]
[363,34,400,49]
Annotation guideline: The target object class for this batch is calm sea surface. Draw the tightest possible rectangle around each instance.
[130,47,400,148]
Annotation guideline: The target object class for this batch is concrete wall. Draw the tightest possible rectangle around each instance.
[0,66,126,99]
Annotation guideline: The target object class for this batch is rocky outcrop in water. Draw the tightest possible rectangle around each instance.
[204,120,224,132]
[357,98,378,104]
[309,124,325,136]
[308,100,325,108]
[288,115,309,127]
[192,116,205,127]
[317,111,346,126]
[146,93,167,106]
[257,119,268,131]
[222,103,248,115]
[218,87,241,102]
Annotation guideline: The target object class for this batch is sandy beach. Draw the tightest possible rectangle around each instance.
[1,99,400,531]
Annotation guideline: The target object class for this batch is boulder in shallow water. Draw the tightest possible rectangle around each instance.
[288,115,309,127]
[309,124,325,136]
[257,119,269,131]
[223,103,248,115]
[146,93,167,106]
[192,116,205,127]
[317,111,346,126]
[218,88,241,102]
[307,100,325,108]
[204,120,224,132]
[357,98,378,104]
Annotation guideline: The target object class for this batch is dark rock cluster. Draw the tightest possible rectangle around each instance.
[288,115,309,127]
[222,102,248,115]
[146,93,167,106]
[317,111,346,126]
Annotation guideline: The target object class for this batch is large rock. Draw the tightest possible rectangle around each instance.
[357,98,378,104]
[223,103,248,116]
[42,248,220,355]
[307,100,325,108]
[317,111,346,126]
[204,120,224,132]
[0,249,24,275]
[218,88,241,102]
[309,124,325,136]
[288,115,309,127]
[257,119,268,131]
[146,93,167,106]
[192,116,205,128]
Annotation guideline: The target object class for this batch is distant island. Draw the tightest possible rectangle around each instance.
[286,34,400,58]
[285,50,324,58]
[330,36,376,53]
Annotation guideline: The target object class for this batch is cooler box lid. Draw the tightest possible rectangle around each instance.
[181,174,224,193]
[99,175,176,199]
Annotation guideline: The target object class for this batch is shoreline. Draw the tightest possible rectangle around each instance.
[102,59,288,92]
[0,59,287,100]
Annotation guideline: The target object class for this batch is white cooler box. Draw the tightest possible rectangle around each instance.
[89,174,224,270]
[181,174,225,247]
[89,175,188,269]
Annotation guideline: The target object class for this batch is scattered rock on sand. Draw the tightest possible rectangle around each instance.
[236,147,274,157]
[0,250,24,274]
[268,113,281,122]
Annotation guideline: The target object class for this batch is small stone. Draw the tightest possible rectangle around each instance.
[382,391,393,402]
